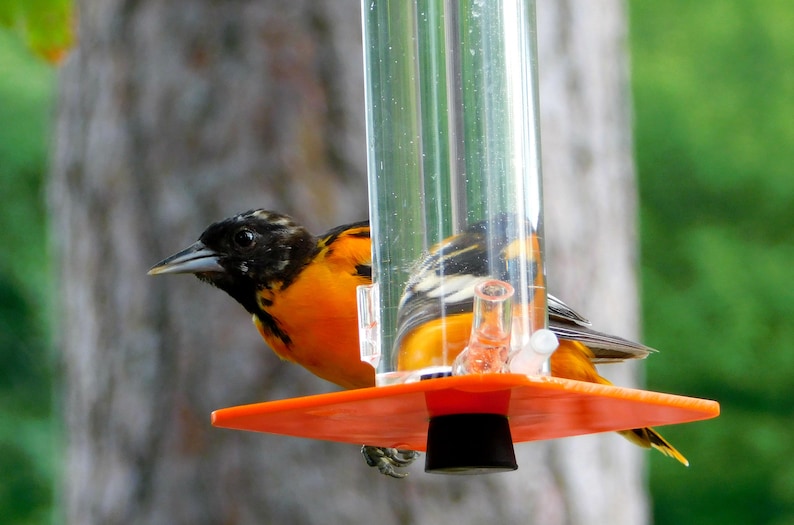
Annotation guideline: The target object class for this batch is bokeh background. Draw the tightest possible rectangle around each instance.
[1,1,792,523]
[632,3,794,524]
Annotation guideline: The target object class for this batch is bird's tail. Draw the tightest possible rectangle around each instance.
[618,427,689,466]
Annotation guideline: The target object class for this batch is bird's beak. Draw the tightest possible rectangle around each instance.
[148,241,225,275]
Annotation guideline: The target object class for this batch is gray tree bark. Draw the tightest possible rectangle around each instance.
[51,0,645,524]
[539,1,649,523]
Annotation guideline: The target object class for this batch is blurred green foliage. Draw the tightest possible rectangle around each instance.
[0,29,56,525]
[631,1,794,524]
[0,0,73,62]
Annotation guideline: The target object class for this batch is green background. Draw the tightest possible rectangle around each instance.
[0,29,56,525]
[1,1,792,523]
[632,2,794,524]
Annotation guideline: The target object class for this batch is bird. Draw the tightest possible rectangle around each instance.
[149,209,688,476]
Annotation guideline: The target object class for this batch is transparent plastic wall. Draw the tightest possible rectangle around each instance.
[360,0,554,385]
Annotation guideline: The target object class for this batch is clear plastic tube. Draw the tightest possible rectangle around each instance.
[360,0,550,385]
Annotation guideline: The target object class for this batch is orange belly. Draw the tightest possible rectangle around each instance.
[396,313,604,384]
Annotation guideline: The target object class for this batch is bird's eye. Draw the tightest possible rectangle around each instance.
[233,228,256,248]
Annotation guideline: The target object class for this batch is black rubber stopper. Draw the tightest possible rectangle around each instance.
[425,413,518,474]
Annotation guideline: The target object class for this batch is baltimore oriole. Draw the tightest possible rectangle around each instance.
[149,209,688,475]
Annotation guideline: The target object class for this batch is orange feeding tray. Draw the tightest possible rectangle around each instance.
[211,374,719,451]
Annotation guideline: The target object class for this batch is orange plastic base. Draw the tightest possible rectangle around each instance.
[211,374,719,450]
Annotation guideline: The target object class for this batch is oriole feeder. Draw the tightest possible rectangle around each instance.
[212,0,719,474]
[212,375,719,471]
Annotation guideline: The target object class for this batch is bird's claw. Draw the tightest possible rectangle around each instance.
[361,445,419,478]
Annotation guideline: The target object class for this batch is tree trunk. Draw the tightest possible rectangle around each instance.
[538,1,649,523]
[51,1,645,524]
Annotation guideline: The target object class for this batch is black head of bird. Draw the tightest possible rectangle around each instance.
[148,210,316,314]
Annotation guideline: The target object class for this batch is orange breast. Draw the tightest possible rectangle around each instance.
[396,314,471,370]
[255,236,376,390]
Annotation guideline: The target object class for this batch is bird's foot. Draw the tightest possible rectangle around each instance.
[361,445,419,478]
